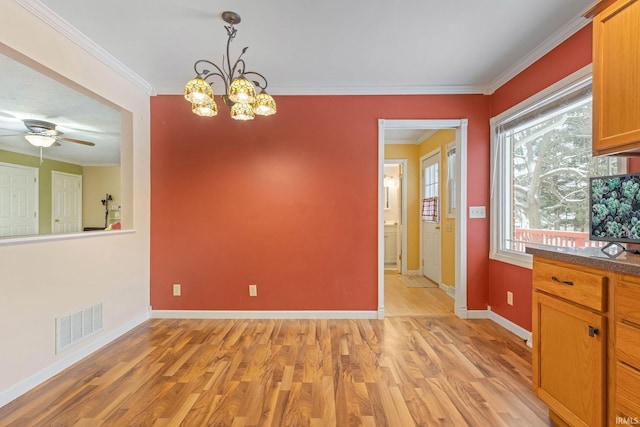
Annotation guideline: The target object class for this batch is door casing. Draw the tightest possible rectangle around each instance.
[378,119,468,319]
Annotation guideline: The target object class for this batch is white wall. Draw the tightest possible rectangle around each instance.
[0,2,150,406]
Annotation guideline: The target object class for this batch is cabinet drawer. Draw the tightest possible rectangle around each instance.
[532,260,607,312]
[616,362,640,420]
[616,279,640,325]
[617,321,640,368]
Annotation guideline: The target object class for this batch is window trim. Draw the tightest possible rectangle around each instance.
[490,64,593,269]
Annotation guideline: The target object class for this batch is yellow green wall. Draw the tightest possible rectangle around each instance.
[0,149,83,234]
[384,129,456,287]
[83,166,121,228]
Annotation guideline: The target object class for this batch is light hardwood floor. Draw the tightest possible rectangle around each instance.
[0,315,550,426]
[384,272,454,317]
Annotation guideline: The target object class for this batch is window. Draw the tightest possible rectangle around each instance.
[422,158,439,222]
[490,71,624,268]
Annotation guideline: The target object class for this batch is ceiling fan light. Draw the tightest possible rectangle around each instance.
[184,78,213,104]
[228,77,256,103]
[192,101,218,117]
[25,134,56,147]
[254,92,277,116]
[230,102,255,121]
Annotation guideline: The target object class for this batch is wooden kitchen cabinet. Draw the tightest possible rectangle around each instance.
[614,275,640,421]
[590,0,640,155]
[530,251,640,426]
[532,259,607,426]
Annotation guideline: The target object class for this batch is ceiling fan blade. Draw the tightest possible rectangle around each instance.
[57,137,95,146]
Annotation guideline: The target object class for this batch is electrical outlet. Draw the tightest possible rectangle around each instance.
[173,284,181,296]
[507,291,513,306]
[249,284,257,297]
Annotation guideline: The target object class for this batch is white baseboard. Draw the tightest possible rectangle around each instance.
[467,309,532,347]
[151,310,379,320]
[0,312,149,408]
[439,282,455,298]
[466,309,491,319]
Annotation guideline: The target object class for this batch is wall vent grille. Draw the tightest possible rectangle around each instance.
[56,303,103,353]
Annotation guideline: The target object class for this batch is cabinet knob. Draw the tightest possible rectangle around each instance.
[588,325,600,337]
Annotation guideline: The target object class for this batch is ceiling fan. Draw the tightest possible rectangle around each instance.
[15,119,96,148]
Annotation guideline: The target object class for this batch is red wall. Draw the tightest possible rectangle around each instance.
[150,24,592,323]
[488,25,592,330]
[151,94,490,311]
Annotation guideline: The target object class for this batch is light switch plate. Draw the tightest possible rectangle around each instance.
[469,206,486,218]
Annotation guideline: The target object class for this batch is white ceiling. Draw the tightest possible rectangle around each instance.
[1,0,594,159]
[37,0,592,95]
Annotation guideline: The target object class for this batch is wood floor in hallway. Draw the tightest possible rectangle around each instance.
[384,272,454,317]
[0,316,550,426]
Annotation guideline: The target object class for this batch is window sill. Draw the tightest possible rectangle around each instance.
[0,229,135,247]
[489,250,533,270]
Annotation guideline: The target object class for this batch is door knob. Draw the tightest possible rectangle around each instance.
[588,326,599,337]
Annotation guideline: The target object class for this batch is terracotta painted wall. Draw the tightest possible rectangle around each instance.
[488,24,593,330]
[151,94,490,311]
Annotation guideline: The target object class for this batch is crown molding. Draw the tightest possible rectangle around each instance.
[15,0,156,96]
[485,15,590,94]
[155,83,489,96]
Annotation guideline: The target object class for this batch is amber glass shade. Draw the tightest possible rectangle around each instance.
[228,77,256,103]
[254,92,277,116]
[230,102,255,120]
[192,101,218,117]
[184,78,213,104]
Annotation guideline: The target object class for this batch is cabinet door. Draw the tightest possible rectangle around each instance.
[592,0,640,154]
[533,292,606,427]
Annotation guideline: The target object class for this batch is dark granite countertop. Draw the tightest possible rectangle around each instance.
[525,244,640,275]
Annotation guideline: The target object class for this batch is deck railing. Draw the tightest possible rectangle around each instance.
[512,228,602,252]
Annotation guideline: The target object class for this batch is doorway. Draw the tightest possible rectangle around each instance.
[421,150,441,284]
[51,171,82,234]
[0,162,38,237]
[383,160,407,274]
[377,119,468,319]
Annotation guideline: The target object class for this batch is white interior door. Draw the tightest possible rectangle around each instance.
[421,152,441,284]
[0,163,38,237]
[52,171,82,234]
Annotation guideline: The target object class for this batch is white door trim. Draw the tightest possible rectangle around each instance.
[378,119,468,320]
[383,159,408,274]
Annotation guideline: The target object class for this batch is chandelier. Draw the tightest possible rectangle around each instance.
[184,11,276,121]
